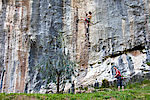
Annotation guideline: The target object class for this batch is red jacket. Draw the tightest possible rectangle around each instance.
[116,69,121,77]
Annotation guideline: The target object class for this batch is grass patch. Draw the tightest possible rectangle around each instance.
[0,80,150,100]
[103,95,111,99]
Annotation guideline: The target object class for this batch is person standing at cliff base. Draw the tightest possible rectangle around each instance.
[71,81,75,94]
[113,66,124,91]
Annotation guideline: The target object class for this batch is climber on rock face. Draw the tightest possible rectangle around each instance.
[84,11,92,28]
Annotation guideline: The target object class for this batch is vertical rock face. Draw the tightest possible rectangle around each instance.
[63,0,150,88]
[0,0,7,91]
[0,0,149,93]
[0,0,64,93]
[67,0,150,67]
[27,0,64,93]
[68,0,150,86]
[1,0,31,93]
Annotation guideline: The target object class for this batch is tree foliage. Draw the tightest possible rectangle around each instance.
[35,31,76,93]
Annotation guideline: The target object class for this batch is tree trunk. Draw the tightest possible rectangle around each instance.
[57,75,60,93]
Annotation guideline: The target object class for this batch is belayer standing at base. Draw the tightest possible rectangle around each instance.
[113,66,124,91]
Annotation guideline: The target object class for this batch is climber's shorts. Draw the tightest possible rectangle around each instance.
[85,18,90,23]
[117,76,123,86]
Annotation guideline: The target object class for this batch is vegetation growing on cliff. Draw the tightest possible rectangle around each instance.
[35,32,76,93]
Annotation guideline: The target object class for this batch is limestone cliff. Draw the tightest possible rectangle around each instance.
[63,0,150,89]
[0,0,149,93]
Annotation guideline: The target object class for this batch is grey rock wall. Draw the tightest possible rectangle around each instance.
[90,0,149,63]
[1,0,31,93]
[27,0,64,93]
[63,0,150,68]
[65,0,150,89]
[0,0,7,91]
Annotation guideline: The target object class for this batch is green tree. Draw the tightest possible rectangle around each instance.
[35,32,76,93]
